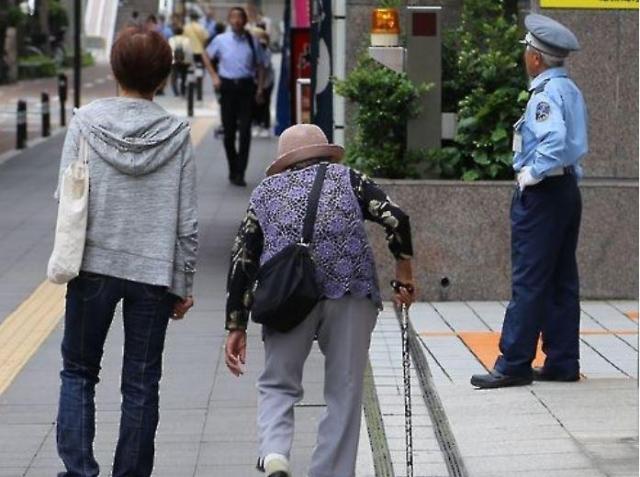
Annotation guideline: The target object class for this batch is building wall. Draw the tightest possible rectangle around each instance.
[368,180,639,301]
[342,1,638,300]
[531,2,639,180]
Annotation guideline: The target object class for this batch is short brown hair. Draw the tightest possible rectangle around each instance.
[111,27,172,95]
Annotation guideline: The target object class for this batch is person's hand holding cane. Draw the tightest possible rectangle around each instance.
[392,259,416,308]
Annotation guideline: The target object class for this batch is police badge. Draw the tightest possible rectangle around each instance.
[536,102,551,122]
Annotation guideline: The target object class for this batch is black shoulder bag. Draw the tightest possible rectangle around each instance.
[251,163,327,332]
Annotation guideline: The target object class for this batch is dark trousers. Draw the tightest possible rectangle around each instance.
[253,85,273,128]
[495,175,582,378]
[219,77,255,180]
[56,272,175,477]
[171,63,189,96]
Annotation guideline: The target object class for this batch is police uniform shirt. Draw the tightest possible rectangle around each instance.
[206,31,268,80]
[513,67,588,179]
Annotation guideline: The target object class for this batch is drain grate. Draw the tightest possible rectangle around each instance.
[398,308,469,477]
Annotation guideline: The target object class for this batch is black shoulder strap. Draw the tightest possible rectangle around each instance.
[245,32,258,70]
[301,163,328,244]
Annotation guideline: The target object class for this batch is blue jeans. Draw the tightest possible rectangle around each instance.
[495,175,582,378]
[56,272,176,477]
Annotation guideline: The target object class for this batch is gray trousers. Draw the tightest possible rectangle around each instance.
[257,296,378,477]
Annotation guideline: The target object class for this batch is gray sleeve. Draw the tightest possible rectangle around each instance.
[170,139,199,299]
[54,117,81,199]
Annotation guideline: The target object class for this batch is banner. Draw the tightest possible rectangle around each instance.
[310,0,334,140]
[275,0,292,135]
[540,0,638,9]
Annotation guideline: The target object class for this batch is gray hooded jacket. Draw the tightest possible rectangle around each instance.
[56,97,198,298]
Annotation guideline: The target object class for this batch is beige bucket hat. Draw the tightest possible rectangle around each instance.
[266,124,344,176]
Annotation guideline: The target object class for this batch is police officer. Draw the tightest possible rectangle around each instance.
[203,7,266,187]
[471,14,588,389]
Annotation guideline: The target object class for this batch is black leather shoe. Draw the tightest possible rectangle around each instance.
[267,473,289,477]
[470,369,533,389]
[231,177,247,187]
[532,367,580,382]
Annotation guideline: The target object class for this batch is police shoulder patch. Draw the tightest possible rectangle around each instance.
[536,101,551,122]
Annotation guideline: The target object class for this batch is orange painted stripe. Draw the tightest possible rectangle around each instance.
[626,311,638,321]
[457,332,546,371]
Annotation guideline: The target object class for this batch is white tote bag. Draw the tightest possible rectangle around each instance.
[47,137,89,284]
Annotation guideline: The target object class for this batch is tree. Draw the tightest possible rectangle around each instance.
[426,0,528,180]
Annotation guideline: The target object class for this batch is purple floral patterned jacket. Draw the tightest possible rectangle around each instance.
[225,162,412,331]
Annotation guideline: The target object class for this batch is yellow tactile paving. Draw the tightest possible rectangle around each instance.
[0,281,66,395]
[0,118,213,397]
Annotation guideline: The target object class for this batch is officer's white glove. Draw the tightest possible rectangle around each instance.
[517,166,542,191]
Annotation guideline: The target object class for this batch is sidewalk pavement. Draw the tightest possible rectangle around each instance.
[0,64,117,157]
[0,86,637,477]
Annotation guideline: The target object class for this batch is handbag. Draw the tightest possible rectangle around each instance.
[47,137,90,284]
[251,163,328,332]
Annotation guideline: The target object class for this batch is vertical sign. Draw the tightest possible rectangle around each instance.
[310,0,333,140]
[275,0,292,134]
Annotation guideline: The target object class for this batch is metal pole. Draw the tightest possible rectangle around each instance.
[187,81,194,117]
[196,65,203,101]
[74,0,82,108]
[16,100,27,149]
[41,92,50,137]
[58,73,68,126]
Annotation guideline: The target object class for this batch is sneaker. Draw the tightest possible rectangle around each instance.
[258,128,271,138]
[264,453,290,477]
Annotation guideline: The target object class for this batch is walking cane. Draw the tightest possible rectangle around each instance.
[391,280,414,477]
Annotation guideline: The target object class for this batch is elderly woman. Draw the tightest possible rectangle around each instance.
[54,27,197,477]
[225,124,414,477]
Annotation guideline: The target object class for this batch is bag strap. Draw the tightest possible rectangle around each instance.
[301,163,328,245]
[79,137,89,165]
[245,32,258,70]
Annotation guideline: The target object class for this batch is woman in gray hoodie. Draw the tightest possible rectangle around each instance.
[55,27,197,477]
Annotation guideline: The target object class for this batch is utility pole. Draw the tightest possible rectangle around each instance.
[74,0,81,108]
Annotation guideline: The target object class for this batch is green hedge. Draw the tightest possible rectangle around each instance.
[18,55,58,79]
[335,57,431,178]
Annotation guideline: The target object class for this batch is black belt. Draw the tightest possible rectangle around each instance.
[220,76,254,85]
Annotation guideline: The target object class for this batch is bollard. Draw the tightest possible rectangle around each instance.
[41,92,51,137]
[58,73,68,126]
[187,82,195,117]
[16,100,27,149]
[196,66,204,101]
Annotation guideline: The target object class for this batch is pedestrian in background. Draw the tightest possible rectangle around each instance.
[126,10,141,28]
[252,27,274,138]
[471,14,587,389]
[158,13,174,40]
[183,11,209,71]
[169,25,194,96]
[224,124,415,477]
[202,6,219,45]
[203,6,266,187]
[54,26,198,477]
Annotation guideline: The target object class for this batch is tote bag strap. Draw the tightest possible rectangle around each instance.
[79,136,89,165]
[301,163,328,245]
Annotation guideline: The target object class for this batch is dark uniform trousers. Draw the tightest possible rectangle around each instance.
[219,77,256,180]
[495,173,582,378]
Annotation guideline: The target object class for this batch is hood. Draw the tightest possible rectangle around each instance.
[74,98,190,176]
